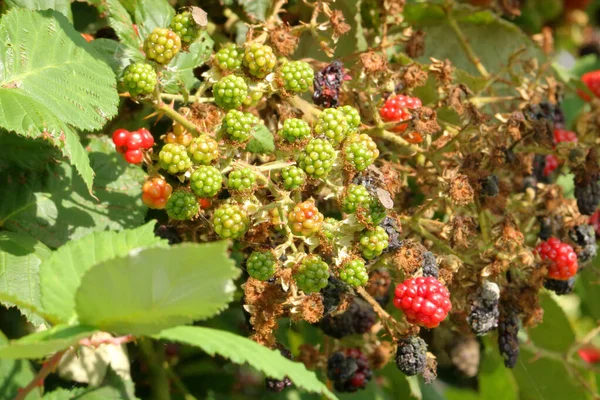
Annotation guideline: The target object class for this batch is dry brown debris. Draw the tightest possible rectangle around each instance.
[405,30,426,59]
[359,52,388,75]
[269,24,299,56]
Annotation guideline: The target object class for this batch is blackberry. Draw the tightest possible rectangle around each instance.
[243,87,263,107]
[190,166,223,198]
[243,43,277,79]
[421,251,439,278]
[481,174,500,197]
[342,184,372,214]
[294,255,330,293]
[544,277,576,295]
[247,250,278,281]
[379,216,402,252]
[366,269,391,307]
[221,110,259,142]
[213,75,248,110]
[143,28,181,64]
[288,200,324,236]
[339,259,369,287]
[214,44,243,71]
[314,108,350,145]
[154,224,182,245]
[159,143,192,175]
[170,11,201,43]
[467,282,500,336]
[360,199,387,226]
[339,105,361,130]
[166,190,199,220]
[319,298,376,338]
[342,133,379,171]
[322,217,338,242]
[395,336,427,376]
[313,60,347,108]
[297,138,337,178]
[121,62,157,97]
[327,349,372,393]
[280,166,306,190]
[497,306,520,368]
[321,277,349,315]
[279,61,314,93]
[574,177,600,215]
[358,227,389,260]
[278,118,312,143]
[265,347,293,392]
[227,167,257,192]
[569,224,597,263]
[212,204,250,239]
[188,135,219,165]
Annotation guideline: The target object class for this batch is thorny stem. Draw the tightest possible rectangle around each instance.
[356,287,405,338]
[139,338,172,400]
[16,351,66,400]
[371,128,425,154]
[445,7,490,79]
[159,93,214,103]
[155,103,200,136]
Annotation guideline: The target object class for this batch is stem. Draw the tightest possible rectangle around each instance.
[445,8,490,78]
[16,351,65,400]
[139,338,172,400]
[165,366,198,400]
[155,103,200,136]
[160,93,214,103]
[567,324,600,360]
[370,128,424,154]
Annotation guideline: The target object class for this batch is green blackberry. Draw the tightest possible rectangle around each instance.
[121,62,157,97]
[214,44,243,71]
[297,138,337,178]
[213,75,248,109]
[190,166,223,198]
[343,134,379,171]
[221,110,259,142]
[359,227,389,260]
[227,167,257,192]
[212,204,250,239]
[144,28,181,64]
[295,255,330,293]
[358,199,387,226]
[159,143,192,175]
[243,43,277,79]
[279,61,314,93]
[280,166,306,190]
[169,11,201,43]
[166,190,199,220]
[278,118,312,143]
[247,250,278,281]
[243,87,263,107]
[342,184,372,214]
[339,259,369,287]
[322,218,338,242]
[314,108,350,145]
[339,105,361,130]
[188,135,219,165]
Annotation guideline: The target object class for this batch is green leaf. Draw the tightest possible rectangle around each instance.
[75,242,240,335]
[94,0,141,49]
[162,32,215,94]
[0,330,42,399]
[90,39,145,77]
[245,125,275,154]
[42,368,138,399]
[238,0,270,22]
[154,326,338,400]
[579,265,600,322]
[528,293,575,352]
[5,0,73,21]
[0,131,60,171]
[40,221,167,325]
[0,9,119,191]
[134,0,175,38]
[0,325,95,359]
[404,3,544,77]
[0,136,147,249]
[555,172,575,199]
[0,232,50,326]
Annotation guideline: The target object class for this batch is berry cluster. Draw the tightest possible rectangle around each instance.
[536,237,578,280]
[396,336,427,376]
[393,277,452,328]
[112,128,154,164]
[379,94,422,137]
[142,177,172,209]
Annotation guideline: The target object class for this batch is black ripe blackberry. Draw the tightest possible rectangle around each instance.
[379,216,402,252]
[313,60,347,108]
[321,277,349,315]
[544,277,576,295]
[153,224,182,245]
[481,175,500,197]
[395,336,427,376]
[531,154,550,184]
[467,282,500,336]
[574,177,600,216]
[421,251,439,278]
[319,298,376,339]
[366,269,391,307]
[266,346,293,392]
[497,307,520,368]
[569,224,597,264]
[327,349,372,393]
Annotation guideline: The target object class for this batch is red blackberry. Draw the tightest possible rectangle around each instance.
[536,237,578,280]
[393,276,452,328]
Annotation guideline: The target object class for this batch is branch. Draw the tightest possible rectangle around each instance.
[445,8,490,78]
[16,351,65,400]
[155,103,200,136]
[138,338,172,400]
